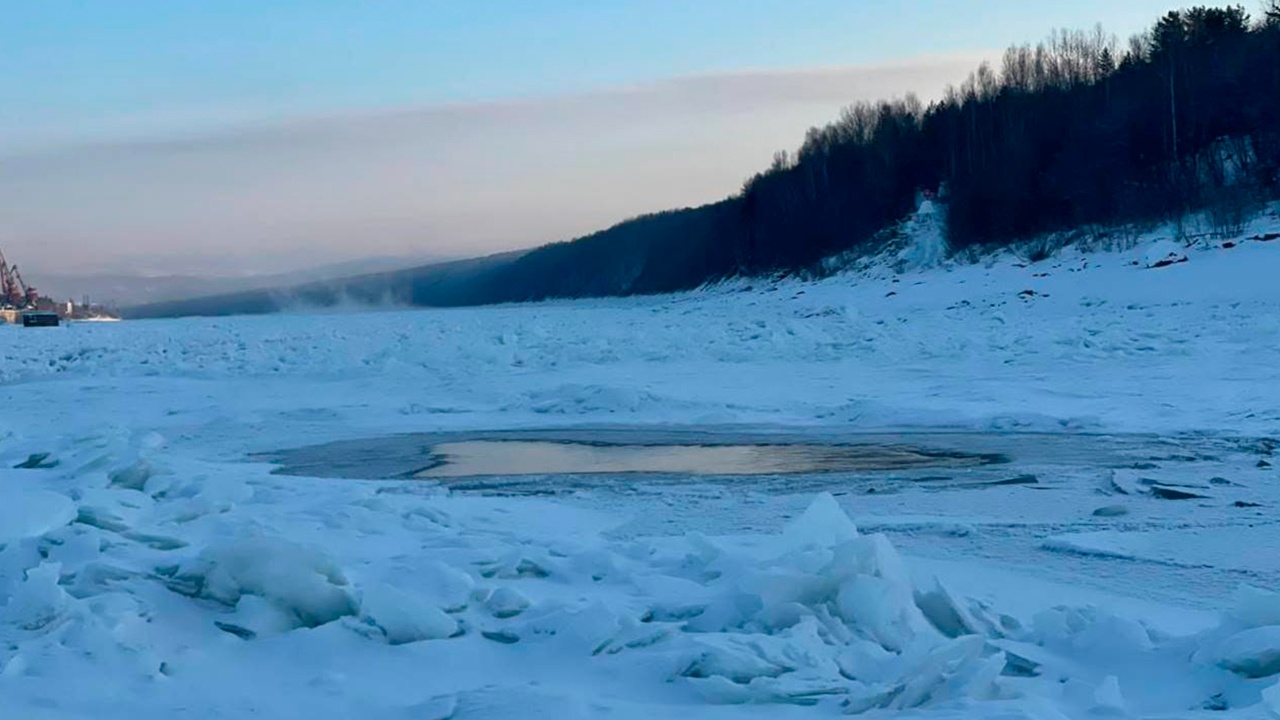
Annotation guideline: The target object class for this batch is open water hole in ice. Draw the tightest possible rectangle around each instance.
[256,426,1261,496]
[411,440,998,478]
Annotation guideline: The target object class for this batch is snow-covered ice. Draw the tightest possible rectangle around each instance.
[2,213,1280,718]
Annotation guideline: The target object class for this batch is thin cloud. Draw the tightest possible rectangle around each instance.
[1,53,985,276]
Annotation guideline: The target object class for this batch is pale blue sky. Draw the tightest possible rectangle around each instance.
[4,0,1189,149]
[0,2,1211,275]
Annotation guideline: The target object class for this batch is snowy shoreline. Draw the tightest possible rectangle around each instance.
[3,223,1280,718]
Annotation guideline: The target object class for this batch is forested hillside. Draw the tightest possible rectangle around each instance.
[129,5,1280,318]
[752,4,1280,262]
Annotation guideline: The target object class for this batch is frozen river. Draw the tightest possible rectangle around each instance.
[2,224,1279,718]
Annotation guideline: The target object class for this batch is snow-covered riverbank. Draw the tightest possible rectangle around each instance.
[2,217,1279,718]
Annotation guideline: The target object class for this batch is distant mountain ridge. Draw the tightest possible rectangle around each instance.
[125,251,526,318]
[41,256,444,307]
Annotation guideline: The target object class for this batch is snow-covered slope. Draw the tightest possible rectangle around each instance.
[6,214,1280,438]
[1,213,1279,719]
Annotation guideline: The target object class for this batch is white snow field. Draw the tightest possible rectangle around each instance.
[2,211,1280,719]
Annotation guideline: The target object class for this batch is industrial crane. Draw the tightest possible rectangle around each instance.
[0,248,40,309]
